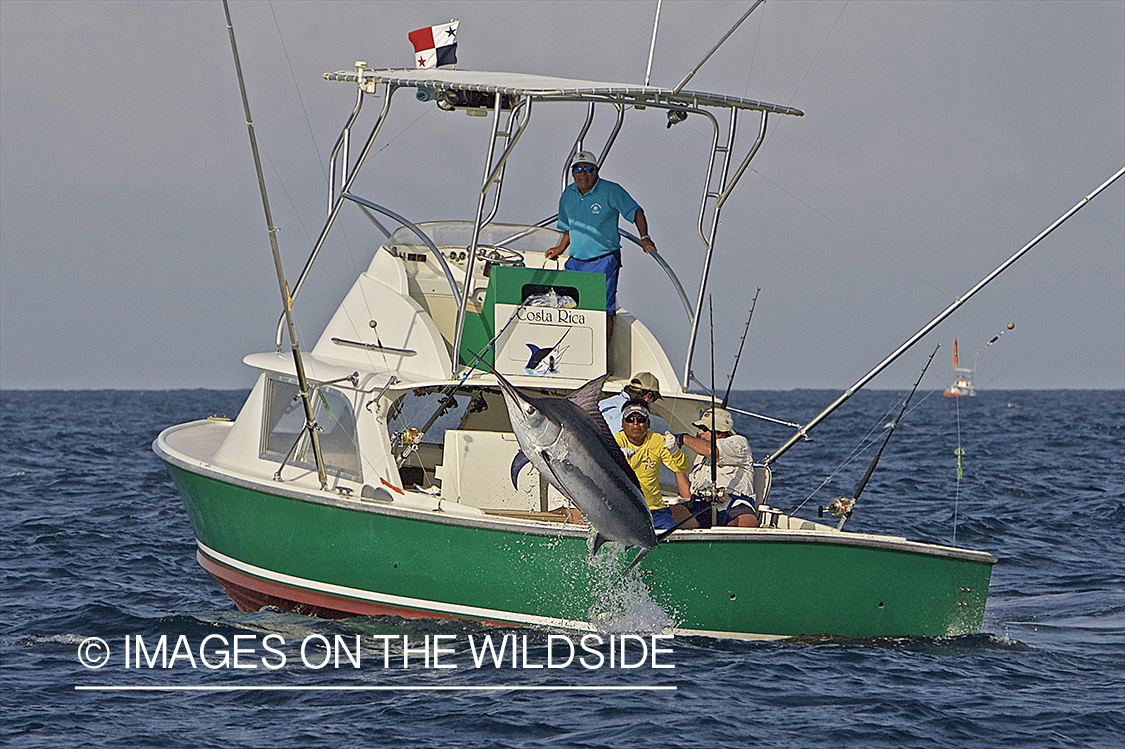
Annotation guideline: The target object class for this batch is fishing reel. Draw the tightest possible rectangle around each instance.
[467,392,489,414]
[393,427,424,462]
[819,496,855,519]
[819,497,856,530]
[694,484,727,503]
[691,484,728,527]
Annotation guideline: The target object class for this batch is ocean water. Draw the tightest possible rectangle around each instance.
[1,388,1122,748]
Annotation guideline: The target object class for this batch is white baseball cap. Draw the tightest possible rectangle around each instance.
[570,151,598,168]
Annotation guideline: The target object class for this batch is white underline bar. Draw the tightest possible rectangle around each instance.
[76,685,676,692]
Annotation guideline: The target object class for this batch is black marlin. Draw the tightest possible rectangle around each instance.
[487,368,657,555]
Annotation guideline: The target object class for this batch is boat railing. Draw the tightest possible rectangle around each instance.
[452,93,534,374]
[619,229,693,323]
[682,106,769,390]
[275,75,398,350]
[327,82,366,214]
[342,194,463,309]
[481,98,535,229]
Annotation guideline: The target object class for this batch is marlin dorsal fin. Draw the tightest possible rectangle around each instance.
[567,374,612,436]
[567,375,642,490]
[567,374,607,413]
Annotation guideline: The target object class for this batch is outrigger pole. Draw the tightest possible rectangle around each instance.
[672,0,766,95]
[826,344,940,531]
[765,166,1125,467]
[222,1,328,489]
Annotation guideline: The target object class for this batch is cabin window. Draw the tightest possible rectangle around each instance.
[260,377,361,481]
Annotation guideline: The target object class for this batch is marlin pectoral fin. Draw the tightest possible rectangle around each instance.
[591,532,611,556]
[510,451,531,489]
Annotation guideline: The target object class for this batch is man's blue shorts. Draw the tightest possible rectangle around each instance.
[651,507,676,530]
[565,251,621,314]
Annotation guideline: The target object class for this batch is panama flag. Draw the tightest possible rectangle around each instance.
[409,20,458,69]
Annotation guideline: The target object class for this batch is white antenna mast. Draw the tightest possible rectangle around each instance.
[644,0,662,86]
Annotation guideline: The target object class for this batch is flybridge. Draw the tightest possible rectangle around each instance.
[323,67,806,117]
[301,63,805,391]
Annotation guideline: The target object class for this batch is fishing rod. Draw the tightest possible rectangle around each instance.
[765,166,1125,467]
[709,296,719,525]
[395,301,532,466]
[722,288,760,408]
[725,406,802,430]
[222,0,328,489]
[819,344,940,530]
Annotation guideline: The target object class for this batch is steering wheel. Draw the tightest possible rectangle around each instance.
[475,244,524,267]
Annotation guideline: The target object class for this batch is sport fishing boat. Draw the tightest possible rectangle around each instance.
[943,338,976,397]
[154,41,1007,639]
[944,374,976,398]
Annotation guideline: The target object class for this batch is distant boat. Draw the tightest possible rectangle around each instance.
[944,338,976,397]
[944,372,975,397]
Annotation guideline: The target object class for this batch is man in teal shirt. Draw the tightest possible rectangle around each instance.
[545,151,657,341]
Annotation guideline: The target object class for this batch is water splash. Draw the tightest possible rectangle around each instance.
[584,545,678,634]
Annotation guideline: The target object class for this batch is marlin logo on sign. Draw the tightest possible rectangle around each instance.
[524,330,570,376]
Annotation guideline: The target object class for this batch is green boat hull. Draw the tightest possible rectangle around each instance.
[164,459,993,640]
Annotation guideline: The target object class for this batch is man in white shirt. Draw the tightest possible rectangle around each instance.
[671,406,759,528]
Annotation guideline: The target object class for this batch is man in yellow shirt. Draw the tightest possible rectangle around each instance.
[613,400,691,529]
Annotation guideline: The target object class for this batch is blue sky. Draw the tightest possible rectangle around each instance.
[1,1,1122,390]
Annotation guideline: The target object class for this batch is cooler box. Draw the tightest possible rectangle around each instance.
[459,266,606,380]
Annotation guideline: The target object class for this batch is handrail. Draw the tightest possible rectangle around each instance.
[600,103,626,167]
[327,81,366,213]
[276,82,397,349]
[683,108,768,390]
[482,97,534,228]
[341,193,462,309]
[452,93,506,377]
[692,108,723,248]
[563,102,596,191]
[619,230,693,323]
[558,102,626,192]
[684,107,735,389]
[353,202,392,239]
[717,110,767,211]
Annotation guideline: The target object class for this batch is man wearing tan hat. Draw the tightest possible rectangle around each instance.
[545,151,656,342]
[671,406,758,528]
[601,371,665,433]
